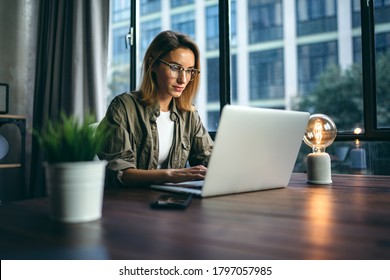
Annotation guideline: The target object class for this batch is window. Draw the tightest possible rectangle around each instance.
[112,0,130,22]
[206,58,219,103]
[373,3,390,130]
[107,0,390,175]
[171,11,195,38]
[139,19,161,60]
[207,110,220,133]
[297,0,337,36]
[376,32,390,54]
[171,0,194,8]
[351,2,390,130]
[375,32,390,129]
[248,0,283,43]
[140,0,160,15]
[352,0,390,26]
[353,36,361,64]
[231,54,237,103]
[206,5,219,50]
[112,27,130,66]
[298,41,338,96]
[249,49,284,101]
[374,0,390,24]
[108,0,131,103]
[230,0,237,47]
[355,33,390,66]
[352,0,360,27]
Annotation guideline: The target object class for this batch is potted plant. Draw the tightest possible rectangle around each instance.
[34,113,107,223]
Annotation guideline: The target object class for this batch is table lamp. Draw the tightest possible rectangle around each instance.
[303,114,337,184]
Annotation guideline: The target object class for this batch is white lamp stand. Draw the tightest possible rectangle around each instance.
[307,152,332,184]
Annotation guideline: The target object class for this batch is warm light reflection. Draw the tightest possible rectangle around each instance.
[354,127,362,135]
[305,191,333,259]
[354,127,362,148]
[355,139,360,147]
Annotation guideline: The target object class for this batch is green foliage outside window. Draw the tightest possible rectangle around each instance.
[293,51,390,175]
[294,51,390,132]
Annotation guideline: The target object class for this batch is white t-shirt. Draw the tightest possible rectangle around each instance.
[156,110,174,168]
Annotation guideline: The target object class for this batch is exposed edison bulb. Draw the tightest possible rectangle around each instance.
[303,114,337,185]
[303,114,337,153]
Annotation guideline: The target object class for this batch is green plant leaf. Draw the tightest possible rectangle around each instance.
[34,113,109,163]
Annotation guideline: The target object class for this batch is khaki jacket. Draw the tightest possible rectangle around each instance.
[97,92,214,186]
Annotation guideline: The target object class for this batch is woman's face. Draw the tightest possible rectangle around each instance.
[154,47,195,102]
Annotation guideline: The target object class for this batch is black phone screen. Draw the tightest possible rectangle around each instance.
[150,194,192,209]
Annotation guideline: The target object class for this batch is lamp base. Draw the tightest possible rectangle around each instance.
[307,152,332,185]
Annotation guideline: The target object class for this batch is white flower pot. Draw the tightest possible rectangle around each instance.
[44,161,106,223]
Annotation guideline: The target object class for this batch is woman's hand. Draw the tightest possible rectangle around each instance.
[121,165,207,187]
[166,165,207,183]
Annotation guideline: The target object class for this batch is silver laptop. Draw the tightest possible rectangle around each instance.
[151,105,309,197]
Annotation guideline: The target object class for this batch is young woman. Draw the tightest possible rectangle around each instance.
[97,30,213,187]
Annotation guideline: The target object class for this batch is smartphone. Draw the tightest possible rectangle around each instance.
[150,194,192,209]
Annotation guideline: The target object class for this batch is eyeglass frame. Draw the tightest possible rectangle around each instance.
[158,58,200,81]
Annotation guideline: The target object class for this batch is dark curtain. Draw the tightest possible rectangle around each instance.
[29,0,109,197]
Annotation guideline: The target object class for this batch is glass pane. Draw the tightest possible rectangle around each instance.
[108,0,367,133]
[171,11,195,38]
[231,0,363,133]
[248,0,283,43]
[296,0,337,36]
[106,0,390,175]
[204,3,220,130]
[108,0,131,105]
[171,0,194,8]
[108,0,223,131]
[234,0,285,111]
[140,0,160,15]
[250,49,284,102]
[133,0,222,132]
[374,3,390,128]
[293,0,364,134]
[352,1,390,129]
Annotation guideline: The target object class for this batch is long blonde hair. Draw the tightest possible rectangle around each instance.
[138,30,201,112]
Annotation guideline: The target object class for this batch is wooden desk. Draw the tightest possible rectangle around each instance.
[0,173,389,260]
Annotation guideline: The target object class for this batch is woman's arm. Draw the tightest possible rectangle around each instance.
[188,110,214,167]
[121,165,207,187]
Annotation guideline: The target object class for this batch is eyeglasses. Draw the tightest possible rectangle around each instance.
[158,58,200,81]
